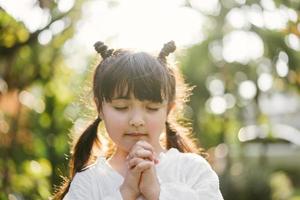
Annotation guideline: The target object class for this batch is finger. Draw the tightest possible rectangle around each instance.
[135,140,154,153]
[129,140,154,156]
[128,152,159,165]
[128,147,154,160]
[136,141,160,162]
[135,149,155,161]
[128,145,143,159]
[128,157,144,169]
[132,160,153,173]
[153,152,159,164]
[130,152,159,165]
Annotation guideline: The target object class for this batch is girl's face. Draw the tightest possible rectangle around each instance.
[100,95,171,153]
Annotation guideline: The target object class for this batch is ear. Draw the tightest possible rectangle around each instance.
[167,102,176,115]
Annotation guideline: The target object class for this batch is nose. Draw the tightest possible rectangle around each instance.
[129,111,145,127]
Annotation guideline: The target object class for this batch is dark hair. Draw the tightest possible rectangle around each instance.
[53,41,203,199]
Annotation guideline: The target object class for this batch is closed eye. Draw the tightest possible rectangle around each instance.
[147,107,159,111]
[114,107,128,110]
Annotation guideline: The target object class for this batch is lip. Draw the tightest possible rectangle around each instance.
[125,133,148,136]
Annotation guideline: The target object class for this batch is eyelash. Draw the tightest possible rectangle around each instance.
[147,107,159,111]
[114,107,127,111]
[114,107,159,111]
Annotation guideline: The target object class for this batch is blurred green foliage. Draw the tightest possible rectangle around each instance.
[179,0,300,199]
[0,0,85,199]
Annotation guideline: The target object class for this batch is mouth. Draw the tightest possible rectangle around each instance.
[125,133,148,137]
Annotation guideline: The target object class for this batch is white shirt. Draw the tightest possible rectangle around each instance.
[64,148,223,200]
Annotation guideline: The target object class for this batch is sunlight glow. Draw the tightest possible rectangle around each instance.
[0,0,51,32]
[30,160,42,174]
[285,34,300,51]
[273,124,300,145]
[276,60,289,77]
[276,51,289,77]
[59,0,207,72]
[260,0,276,11]
[189,0,220,16]
[222,31,264,64]
[38,30,52,45]
[74,0,204,54]
[64,103,80,121]
[238,123,300,145]
[263,10,289,30]
[238,80,257,99]
[247,4,264,28]
[57,0,75,13]
[238,125,268,142]
[257,73,273,92]
[279,51,289,62]
[1,0,297,75]
[73,118,89,137]
[50,19,67,35]
[226,8,249,29]
[286,7,298,22]
[235,0,246,5]
[232,3,297,30]
[207,96,227,115]
[207,79,225,96]
[19,90,45,113]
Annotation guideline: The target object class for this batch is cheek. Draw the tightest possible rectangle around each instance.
[107,112,126,124]
[102,109,127,132]
[146,110,167,133]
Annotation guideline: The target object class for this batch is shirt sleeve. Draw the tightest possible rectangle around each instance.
[158,153,223,200]
[63,171,123,200]
[63,172,94,200]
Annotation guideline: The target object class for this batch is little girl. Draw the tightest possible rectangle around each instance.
[54,41,223,200]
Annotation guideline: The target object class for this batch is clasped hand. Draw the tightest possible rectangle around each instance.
[120,140,160,200]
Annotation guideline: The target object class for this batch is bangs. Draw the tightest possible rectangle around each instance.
[98,51,173,103]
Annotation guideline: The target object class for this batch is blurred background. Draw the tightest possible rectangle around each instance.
[0,0,300,199]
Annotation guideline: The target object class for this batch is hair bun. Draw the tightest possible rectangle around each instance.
[159,41,176,60]
[94,41,114,59]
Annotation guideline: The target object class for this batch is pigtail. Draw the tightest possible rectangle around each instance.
[94,41,114,59]
[166,121,207,157]
[158,40,176,64]
[53,117,101,200]
[72,117,101,174]
[165,121,181,150]
[166,121,191,152]
[159,41,206,156]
